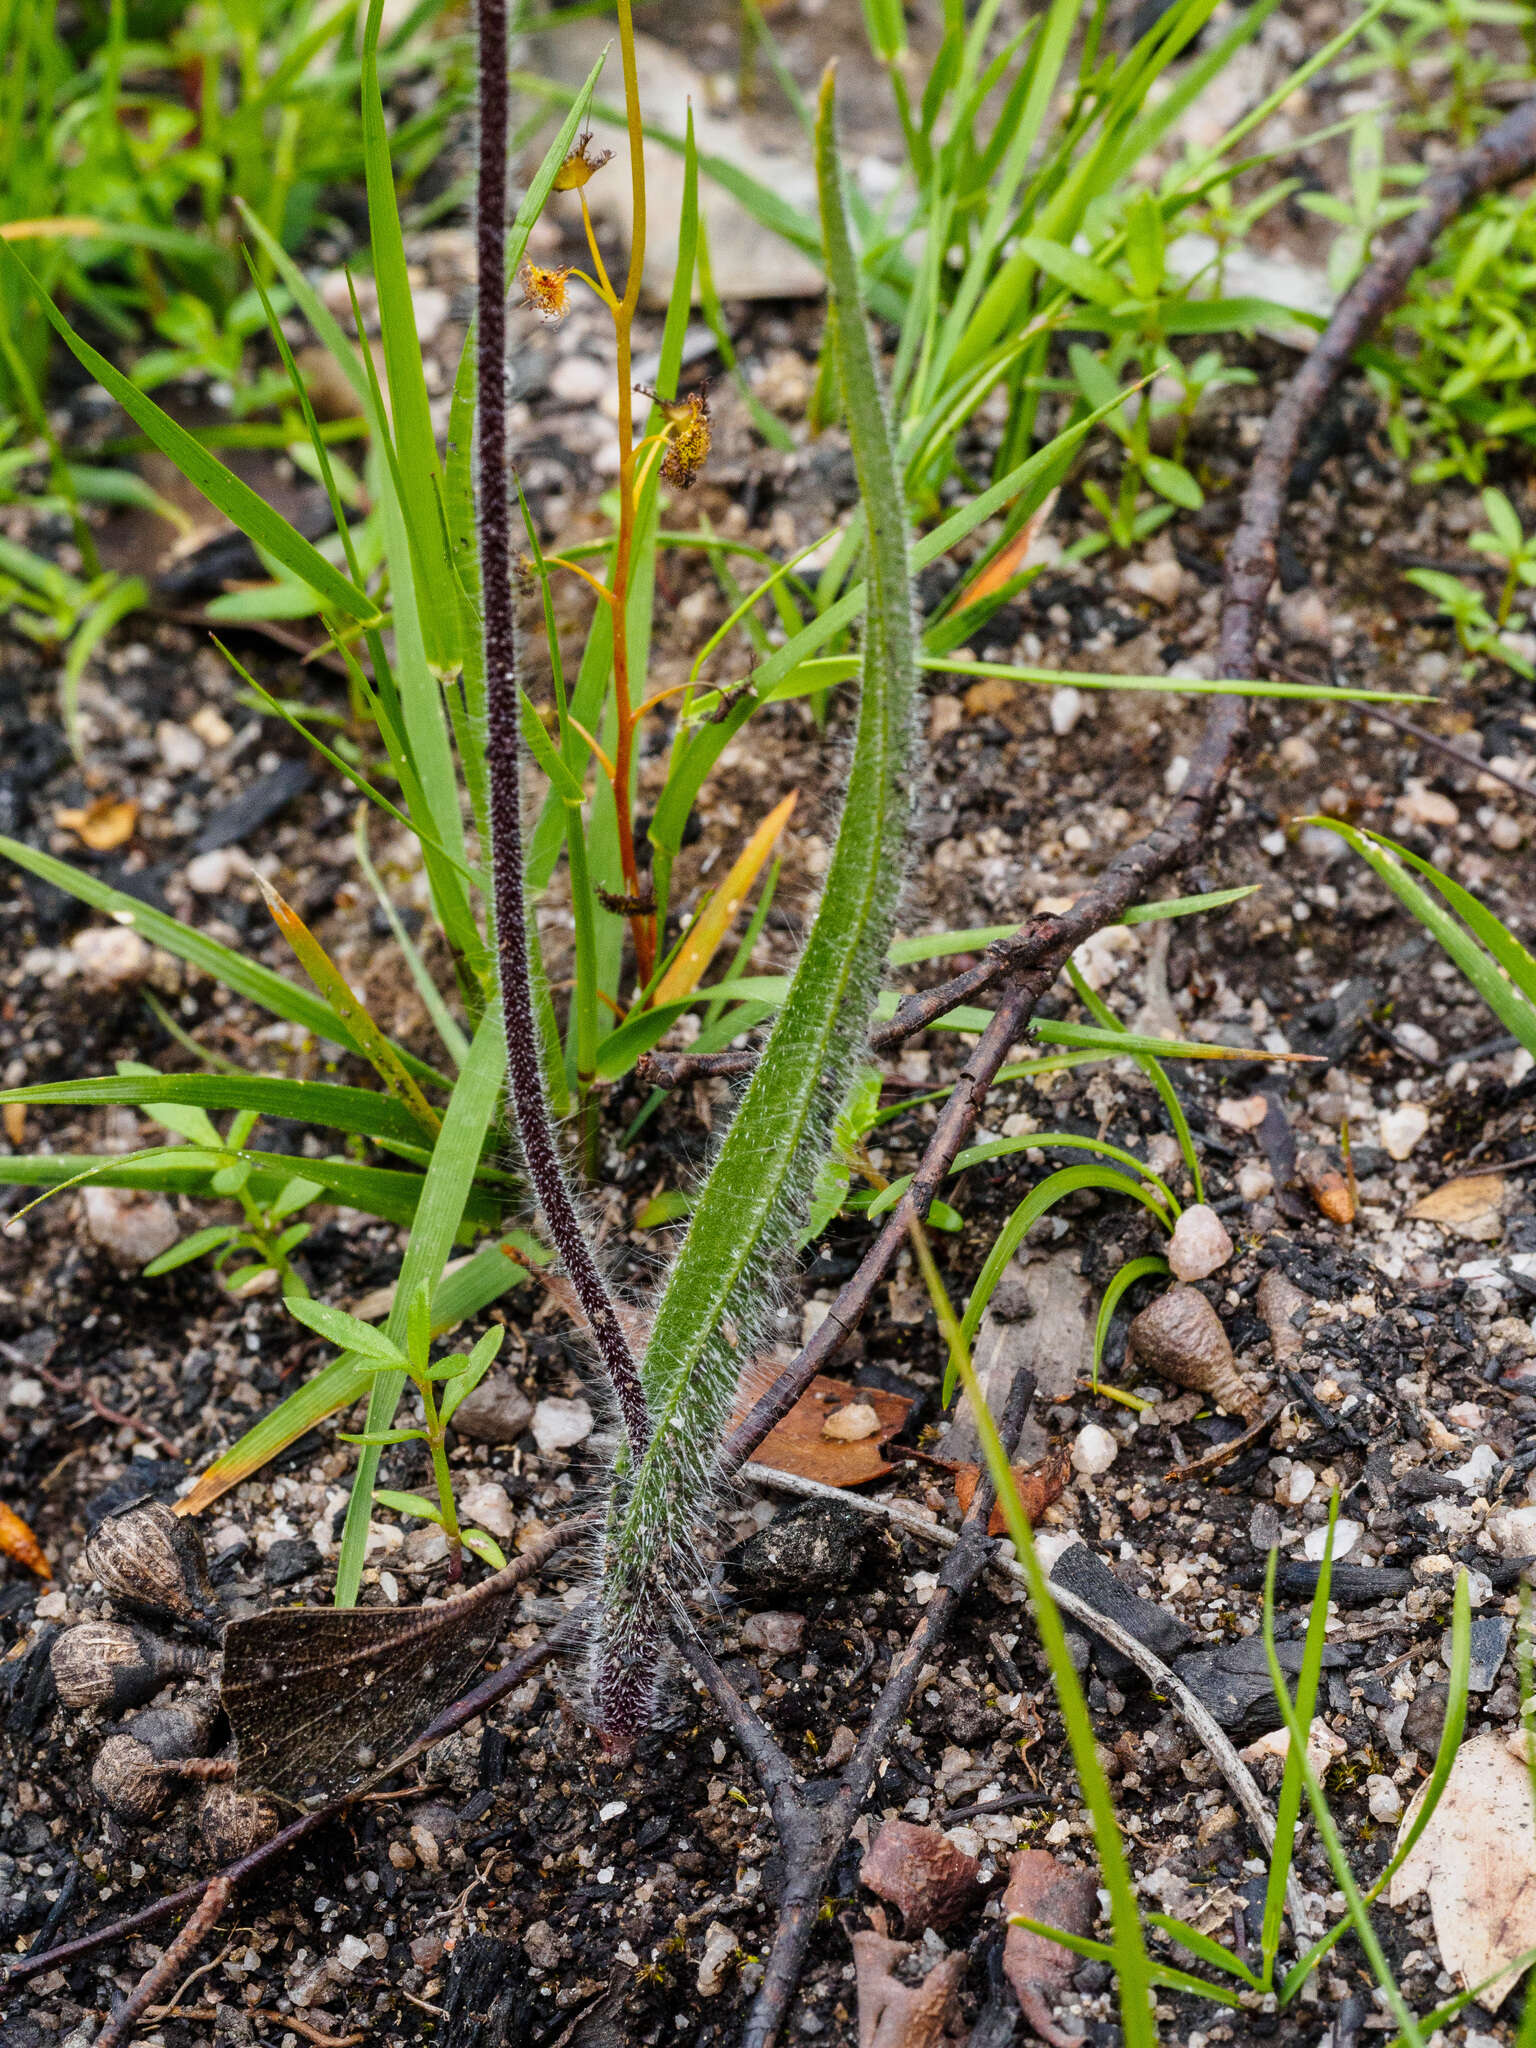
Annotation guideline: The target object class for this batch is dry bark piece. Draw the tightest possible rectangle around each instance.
[1298,1148,1355,1225]
[954,1443,1070,1535]
[1125,1286,1262,1421]
[1002,1848,1099,2047]
[1389,1732,1536,2011]
[745,1374,912,1487]
[86,1501,222,1637]
[851,1929,967,2048]
[0,1501,50,1578]
[859,1819,982,1934]
[1256,1268,1313,1366]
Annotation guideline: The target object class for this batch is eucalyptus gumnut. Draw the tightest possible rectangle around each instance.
[1126,1285,1262,1422]
[198,1783,282,1862]
[92,1733,172,1822]
[50,1619,208,1715]
[84,1500,222,1638]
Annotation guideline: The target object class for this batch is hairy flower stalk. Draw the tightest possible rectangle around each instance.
[476,0,649,1463]
[593,70,920,1748]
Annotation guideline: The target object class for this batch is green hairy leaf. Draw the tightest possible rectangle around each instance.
[592,70,920,1734]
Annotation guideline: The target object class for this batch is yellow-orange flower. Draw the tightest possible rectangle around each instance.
[650,387,712,491]
[553,129,613,191]
[519,261,571,324]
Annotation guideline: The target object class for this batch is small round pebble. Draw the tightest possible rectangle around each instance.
[1166,1203,1234,1282]
[1072,1423,1118,1476]
[1379,1102,1429,1160]
[1367,1773,1403,1823]
[531,1394,594,1456]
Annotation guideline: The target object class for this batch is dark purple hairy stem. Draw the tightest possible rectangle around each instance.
[475,0,649,1462]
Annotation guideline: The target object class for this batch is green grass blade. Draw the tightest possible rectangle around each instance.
[1306,816,1536,1058]
[869,1132,1179,1224]
[0,246,378,627]
[177,1229,543,1517]
[962,1165,1173,1346]
[0,1073,428,1147]
[955,1346,1156,2046]
[332,1007,508,1605]
[0,833,448,1090]
[1261,1526,1427,2047]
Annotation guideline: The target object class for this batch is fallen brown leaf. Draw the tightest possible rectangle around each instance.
[1390,1732,1536,2011]
[744,1375,911,1487]
[55,795,138,851]
[0,1502,51,1579]
[1409,1174,1507,1238]
[1003,1848,1098,2048]
[954,1443,1071,1535]
[851,1929,966,2048]
[2,1102,24,1146]
[859,1820,981,1935]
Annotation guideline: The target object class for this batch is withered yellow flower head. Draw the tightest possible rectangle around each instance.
[520,261,571,324]
[641,385,712,491]
[553,129,613,191]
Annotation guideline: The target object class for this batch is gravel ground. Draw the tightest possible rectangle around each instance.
[6,4,1536,2044]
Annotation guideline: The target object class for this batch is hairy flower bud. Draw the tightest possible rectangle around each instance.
[552,129,612,191]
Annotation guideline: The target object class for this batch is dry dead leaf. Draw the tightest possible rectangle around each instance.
[851,1929,966,2048]
[744,1375,911,1487]
[55,795,138,851]
[954,1443,1071,1535]
[859,1820,981,1934]
[2,1102,25,1146]
[823,1400,881,1443]
[1003,1848,1098,2048]
[0,1502,51,1579]
[1409,1174,1507,1240]
[1389,1731,1536,2011]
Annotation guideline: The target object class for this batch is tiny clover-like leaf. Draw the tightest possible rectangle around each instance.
[426,1325,505,1379]
[373,1489,444,1525]
[287,1294,408,1364]
[462,1528,507,1571]
[143,1224,239,1276]
[211,1158,253,1197]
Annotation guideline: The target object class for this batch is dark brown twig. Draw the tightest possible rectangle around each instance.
[95,1876,231,2048]
[477,0,649,1461]
[1268,652,1536,808]
[680,1369,1037,2048]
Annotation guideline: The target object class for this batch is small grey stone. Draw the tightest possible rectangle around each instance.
[1401,1681,1449,1757]
[450,1372,534,1445]
[264,1537,321,1588]
[1466,1614,1513,1693]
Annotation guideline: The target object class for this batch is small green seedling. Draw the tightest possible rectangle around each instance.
[289,1286,509,1579]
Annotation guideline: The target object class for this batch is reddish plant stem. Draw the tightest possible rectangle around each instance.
[477,0,649,1461]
